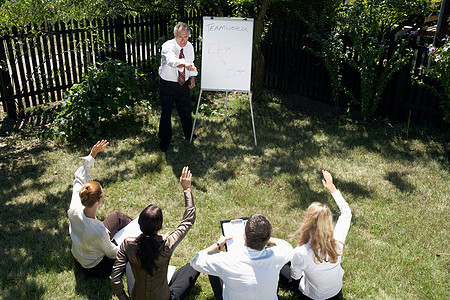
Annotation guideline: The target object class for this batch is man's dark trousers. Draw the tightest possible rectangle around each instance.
[158,78,193,149]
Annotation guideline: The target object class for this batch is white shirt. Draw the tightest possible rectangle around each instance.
[67,155,118,268]
[291,190,352,300]
[158,38,198,82]
[190,238,293,300]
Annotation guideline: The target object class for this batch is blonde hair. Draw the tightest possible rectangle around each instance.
[297,202,341,263]
[79,181,102,208]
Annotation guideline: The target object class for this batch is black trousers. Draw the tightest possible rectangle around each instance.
[75,211,132,278]
[158,78,193,148]
[278,262,342,300]
[169,263,200,300]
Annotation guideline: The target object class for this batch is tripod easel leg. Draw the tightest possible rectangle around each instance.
[190,89,203,144]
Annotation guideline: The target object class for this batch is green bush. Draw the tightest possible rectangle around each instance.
[429,37,450,122]
[307,0,429,120]
[49,59,146,140]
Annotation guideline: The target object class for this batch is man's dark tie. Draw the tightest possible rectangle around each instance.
[178,48,185,85]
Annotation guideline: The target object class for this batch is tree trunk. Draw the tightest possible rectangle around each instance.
[205,0,225,17]
[251,0,270,101]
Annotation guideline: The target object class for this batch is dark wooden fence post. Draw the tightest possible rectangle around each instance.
[0,37,17,119]
[115,16,126,61]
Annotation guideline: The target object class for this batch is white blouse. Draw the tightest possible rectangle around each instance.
[291,190,352,299]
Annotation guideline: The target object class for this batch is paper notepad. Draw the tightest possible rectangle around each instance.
[220,217,249,252]
[113,217,142,245]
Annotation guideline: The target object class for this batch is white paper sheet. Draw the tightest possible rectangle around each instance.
[221,218,248,252]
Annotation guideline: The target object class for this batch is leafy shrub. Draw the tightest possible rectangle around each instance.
[307,0,429,119]
[422,36,450,123]
[49,59,146,140]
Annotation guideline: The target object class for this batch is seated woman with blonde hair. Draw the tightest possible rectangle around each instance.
[280,170,352,299]
[68,140,132,278]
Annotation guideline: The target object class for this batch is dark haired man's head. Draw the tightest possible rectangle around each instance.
[139,204,163,236]
[244,214,273,250]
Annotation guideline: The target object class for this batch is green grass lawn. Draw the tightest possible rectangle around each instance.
[0,92,448,299]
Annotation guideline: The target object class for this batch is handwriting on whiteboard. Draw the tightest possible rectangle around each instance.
[205,23,250,32]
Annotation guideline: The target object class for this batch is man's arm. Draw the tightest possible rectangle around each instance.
[190,235,232,276]
[161,42,196,71]
[266,238,293,261]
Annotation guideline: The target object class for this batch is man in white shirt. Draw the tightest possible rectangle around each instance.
[190,213,293,300]
[158,22,198,152]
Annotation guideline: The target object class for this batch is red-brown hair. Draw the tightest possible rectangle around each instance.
[79,181,102,207]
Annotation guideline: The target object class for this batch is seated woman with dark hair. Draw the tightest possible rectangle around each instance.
[68,140,132,278]
[110,166,199,300]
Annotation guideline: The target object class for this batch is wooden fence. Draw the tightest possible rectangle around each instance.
[0,10,203,119]
[0,13,446,127]
[261,20,445,127]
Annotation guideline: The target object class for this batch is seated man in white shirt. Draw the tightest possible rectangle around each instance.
[190,213,293,300]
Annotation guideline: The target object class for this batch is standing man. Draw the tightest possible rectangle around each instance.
[158,22,198,152]
[190,213,293,300]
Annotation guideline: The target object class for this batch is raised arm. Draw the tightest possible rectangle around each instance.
[165,166,196,250]
[322,170,352,244]
[70,140,109,209]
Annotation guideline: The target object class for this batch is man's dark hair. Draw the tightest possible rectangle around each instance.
[245,214,273,250]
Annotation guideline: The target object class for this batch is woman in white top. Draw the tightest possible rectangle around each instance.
[280,170,352,299]
[68,140,132,278]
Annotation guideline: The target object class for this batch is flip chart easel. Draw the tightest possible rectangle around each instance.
[189,17,257,147]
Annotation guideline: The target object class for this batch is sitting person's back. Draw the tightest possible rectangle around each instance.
[280,170,352,300]
[117,234,175,299]
[190,213,293,300]
[110,167,199,300]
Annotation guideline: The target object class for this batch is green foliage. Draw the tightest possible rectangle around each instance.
[307,0,429,120]
[0,0,177,32]
[417,36,450,123]
[268,0,342,30]
[49,59,146,140]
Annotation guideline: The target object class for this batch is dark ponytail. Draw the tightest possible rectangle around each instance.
[137,204,163,276]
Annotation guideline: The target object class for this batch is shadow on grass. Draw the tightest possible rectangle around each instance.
[2,278,46,300]
[0,91,447,298]
[384,171,415,193]
[73,262,114,300]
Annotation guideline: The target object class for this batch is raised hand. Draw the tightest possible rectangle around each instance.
[89,140,109,158]
[322,170,337,193]
[180,166,192,191]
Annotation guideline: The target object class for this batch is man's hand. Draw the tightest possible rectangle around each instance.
[322,170,337,193]
[89,140,109,158]
[180,166,192,191]
[185,63,197,71]
[188,77,196,89]
[266,238,276,246]
[217,235,233,249]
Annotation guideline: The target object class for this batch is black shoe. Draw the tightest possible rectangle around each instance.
[160,144,169,152]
